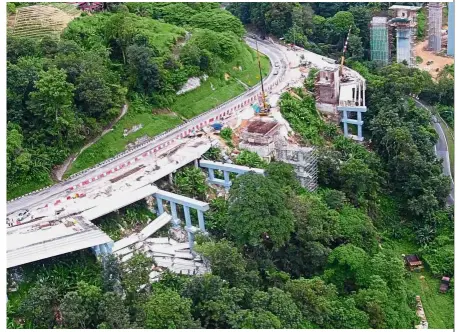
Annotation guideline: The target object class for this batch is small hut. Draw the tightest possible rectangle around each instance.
[439,276,450,293]
[404,254,424,272]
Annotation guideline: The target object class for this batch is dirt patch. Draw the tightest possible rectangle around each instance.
[414,40,454,79]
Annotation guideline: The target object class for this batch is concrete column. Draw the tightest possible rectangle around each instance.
[157,197,164,215]
[183,205,192,228]
[223,171,231,189]
[358,83,362,106]
[357,111,363,140]
[168,173,173,185]
[197,210,205,232]
[362,83,365,106]
[188,231,195,250]
[208,168,215,181]
[170,202,180,227]
[194,159,198,168]
[343,110,348,136]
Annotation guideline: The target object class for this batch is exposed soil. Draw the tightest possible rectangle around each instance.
[414,40,454,80]
[52,104,128,181]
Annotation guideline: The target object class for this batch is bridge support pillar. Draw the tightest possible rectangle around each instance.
[183,205,192,228]
[208,168,215,181]
[168,173,173,185]
[197,210,205,232]
[343,110,348,136]
[357,111,363,139]
[91,241,114,258]
[170,201,180,227]
[223,171,231,189]
[157,197,164,215]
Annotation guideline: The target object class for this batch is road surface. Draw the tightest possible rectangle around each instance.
[7,38,289,216]
[415,99,454,205]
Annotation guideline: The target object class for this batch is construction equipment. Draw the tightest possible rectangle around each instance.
[339,25,352,77]
[255,40,271,116]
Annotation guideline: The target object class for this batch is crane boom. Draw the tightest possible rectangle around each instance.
[255,40,267,110]
[339,25,352,76]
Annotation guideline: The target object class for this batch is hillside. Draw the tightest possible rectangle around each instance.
[6,3,270,199]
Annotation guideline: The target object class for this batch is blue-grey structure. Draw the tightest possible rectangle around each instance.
[448,2,455,56]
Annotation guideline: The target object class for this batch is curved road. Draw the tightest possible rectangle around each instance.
[415,99,454,205]
[7,38,288,215]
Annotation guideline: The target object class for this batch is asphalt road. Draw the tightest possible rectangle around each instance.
[7,38,288,216]
[415,99,454,205]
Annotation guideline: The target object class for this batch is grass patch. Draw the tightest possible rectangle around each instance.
[66,45,270,175]
[171,76,246,119]
[66,105,183,176]
[64,12,185,54]
[7,174,53,201]
[383,238,454,329]
[171,47,270,119]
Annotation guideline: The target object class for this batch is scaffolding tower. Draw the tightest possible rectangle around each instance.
[370,17,390,65]
[448,2,455,56]
[389,5,421,66]
[427,3,443,52]
[274,140,318,192]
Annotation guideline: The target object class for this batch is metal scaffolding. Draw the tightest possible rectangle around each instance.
[448,2,455,56]
[427,3,443,52]
[389,5,420,66]
[370,17,390,65]
[274,140,318,192]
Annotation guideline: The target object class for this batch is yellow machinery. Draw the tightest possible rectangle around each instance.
[255,40,271,116]
[339,25,352,77]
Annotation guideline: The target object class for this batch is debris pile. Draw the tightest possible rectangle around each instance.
[123,124,143,137]
[111,212,209,282]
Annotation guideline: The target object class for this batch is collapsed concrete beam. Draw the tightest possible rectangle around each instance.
[155,190,209,212]
[139,213,171,239]
[199,160,265,175]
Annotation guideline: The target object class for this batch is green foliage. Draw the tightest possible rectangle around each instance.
[8,5,267,199]
[202,147,222,161]
[235,150,267,168]
[120,252,155,296]
[227,172,295,248]
[174,166,207,199]
[98,292,131,329]
[265,161,301,193]
[285,277,337,327]
[204,197,229,238]
[336,205,379,254]
[195,239,254,288]
[228,309,282,328]
[181,274,244,328]
[189,11,245,37]
[220,127,233,142]
[18,285,59,328]
[140,289,199,328]
[279,92,324,145]
[251,287,306,328]
[320,188,347,211]
[417,9,426,41]
[421,235,454,277]
[304,67,318,92]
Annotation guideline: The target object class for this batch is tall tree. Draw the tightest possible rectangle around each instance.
[227,172,295,248]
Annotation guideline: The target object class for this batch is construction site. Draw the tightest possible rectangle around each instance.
[369,3,454,77]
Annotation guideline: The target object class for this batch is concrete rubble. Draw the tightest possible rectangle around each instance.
[112,212,209,282]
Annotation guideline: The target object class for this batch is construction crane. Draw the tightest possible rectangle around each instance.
[339,25,352,77]
[255,40,271,116]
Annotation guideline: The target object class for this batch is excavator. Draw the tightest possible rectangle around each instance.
[255,40,271,116]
